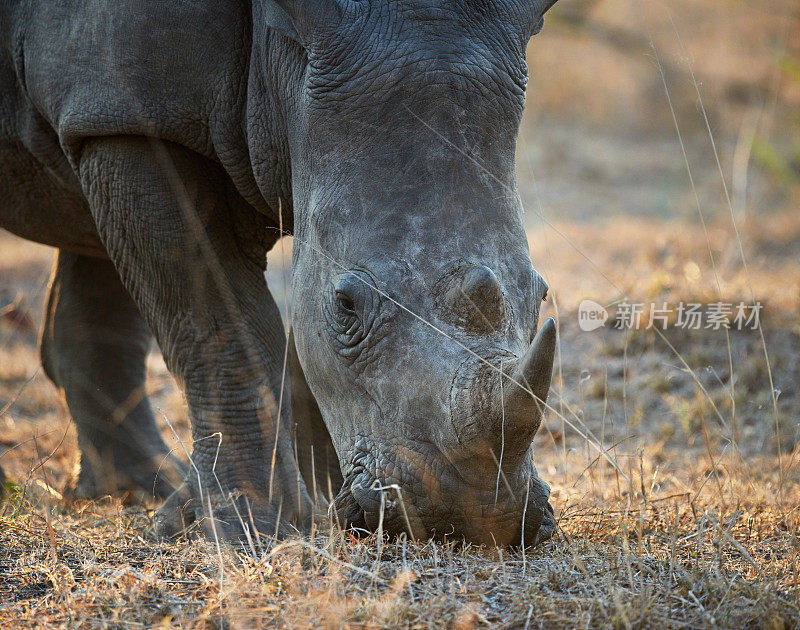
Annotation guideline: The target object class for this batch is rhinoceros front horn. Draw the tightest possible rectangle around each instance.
[503,318,557,435]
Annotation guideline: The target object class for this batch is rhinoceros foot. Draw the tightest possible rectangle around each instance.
[154,480,316,542]
[64,450,186,505]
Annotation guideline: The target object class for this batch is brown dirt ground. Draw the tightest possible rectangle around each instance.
[1,0,799,626]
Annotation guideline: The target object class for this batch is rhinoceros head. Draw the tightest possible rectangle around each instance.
[277,0,559,546]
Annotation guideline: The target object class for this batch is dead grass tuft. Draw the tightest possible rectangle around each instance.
[1,462,797,628]
[2,1,799,626]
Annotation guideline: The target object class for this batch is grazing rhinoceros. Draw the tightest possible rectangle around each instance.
[0,0,558,546]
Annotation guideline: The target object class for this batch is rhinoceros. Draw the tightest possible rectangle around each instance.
[0,0,558,546]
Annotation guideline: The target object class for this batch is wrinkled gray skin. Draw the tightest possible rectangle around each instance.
[0,0,559,546]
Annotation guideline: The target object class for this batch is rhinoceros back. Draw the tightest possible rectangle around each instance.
[0,0,255,254]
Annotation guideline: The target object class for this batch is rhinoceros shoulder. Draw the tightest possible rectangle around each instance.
[15,0,251,166]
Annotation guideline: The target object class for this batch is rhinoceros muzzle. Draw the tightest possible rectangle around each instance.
[331,319,558,546]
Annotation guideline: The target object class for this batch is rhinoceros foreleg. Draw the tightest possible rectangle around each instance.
[40,250,185,501]
[77,137,313,540]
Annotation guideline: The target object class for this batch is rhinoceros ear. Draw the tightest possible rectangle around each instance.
[263,2,302,42]
[266,0,351,46]
[529,0,559,37]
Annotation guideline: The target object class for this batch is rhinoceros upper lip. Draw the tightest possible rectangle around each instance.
[330,469,368,531]
[509,492,556,548]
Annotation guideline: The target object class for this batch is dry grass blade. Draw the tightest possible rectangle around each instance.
[1,0,799,627]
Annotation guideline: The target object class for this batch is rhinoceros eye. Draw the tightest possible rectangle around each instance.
[329,274,367,342]
[335,290,357,316]
[327,270,385,366]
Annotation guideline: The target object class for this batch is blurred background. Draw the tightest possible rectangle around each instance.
[1,0,798,514]
[523,0,798,224]
[515,0,800,500]
[522,0,799,303]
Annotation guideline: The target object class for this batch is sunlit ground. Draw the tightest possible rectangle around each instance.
[2,0,799,626]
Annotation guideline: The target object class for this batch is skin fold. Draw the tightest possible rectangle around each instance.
[0,0,559,546]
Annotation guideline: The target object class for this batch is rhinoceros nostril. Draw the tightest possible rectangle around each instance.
[449,265,506,332]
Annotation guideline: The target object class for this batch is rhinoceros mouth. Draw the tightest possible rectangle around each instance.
[329,449,557,546]
[330,470,369,532]
[508,490,556,547]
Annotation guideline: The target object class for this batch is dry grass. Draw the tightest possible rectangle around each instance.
[2,0,800,626]
[1,456,797,628]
